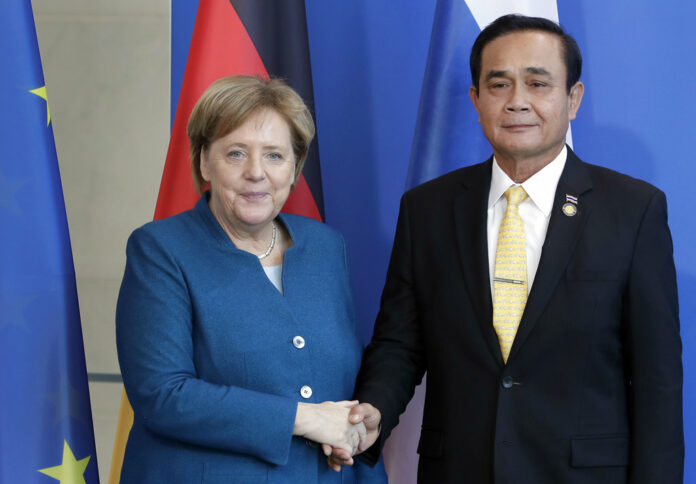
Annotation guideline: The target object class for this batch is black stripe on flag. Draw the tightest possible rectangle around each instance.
[229,0,324,220]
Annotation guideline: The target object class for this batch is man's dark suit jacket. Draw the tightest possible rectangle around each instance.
[355,148,683,484]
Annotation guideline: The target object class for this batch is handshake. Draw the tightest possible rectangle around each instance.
[293,401,381,471]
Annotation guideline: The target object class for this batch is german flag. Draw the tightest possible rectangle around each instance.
[156,0,323,221]
[108,2,322,481]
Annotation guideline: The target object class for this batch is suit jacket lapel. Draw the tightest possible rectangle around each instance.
[453,160,504,366]
[507,149,593,362]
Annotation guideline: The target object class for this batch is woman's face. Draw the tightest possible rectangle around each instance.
[201,108,295,234]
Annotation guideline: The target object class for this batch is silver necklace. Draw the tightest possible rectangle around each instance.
[258,221,277,260]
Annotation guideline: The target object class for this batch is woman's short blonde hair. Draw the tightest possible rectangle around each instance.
[187,75,316,193]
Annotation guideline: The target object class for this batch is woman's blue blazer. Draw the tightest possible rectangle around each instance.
[116,195,386,483]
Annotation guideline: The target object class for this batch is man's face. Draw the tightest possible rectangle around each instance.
[469,30,583,164]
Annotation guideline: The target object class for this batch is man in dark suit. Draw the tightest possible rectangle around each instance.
[328,14,683,484]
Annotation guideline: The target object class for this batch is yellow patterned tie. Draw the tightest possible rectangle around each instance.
[493,185,528,363]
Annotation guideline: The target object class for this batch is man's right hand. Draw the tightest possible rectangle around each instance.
[322,402,381,472]
[294,400,366,455]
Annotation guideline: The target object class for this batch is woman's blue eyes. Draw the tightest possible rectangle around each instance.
[225,151,284,161]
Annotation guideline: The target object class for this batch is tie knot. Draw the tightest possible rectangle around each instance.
[505,185,527,207]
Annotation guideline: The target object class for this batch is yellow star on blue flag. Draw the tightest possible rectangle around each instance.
[29,85,51,126]
[38,440,91,484]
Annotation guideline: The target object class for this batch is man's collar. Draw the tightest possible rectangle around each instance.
[488,145,567,217]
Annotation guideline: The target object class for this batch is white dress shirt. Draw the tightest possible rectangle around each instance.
[487,146,567,297]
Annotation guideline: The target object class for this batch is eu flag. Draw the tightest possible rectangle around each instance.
[0,1,99,482]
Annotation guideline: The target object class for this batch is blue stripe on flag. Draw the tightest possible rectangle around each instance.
[385,1,488,482]
[406,0,491,190]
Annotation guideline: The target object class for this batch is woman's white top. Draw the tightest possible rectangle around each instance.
[263,264,283,295]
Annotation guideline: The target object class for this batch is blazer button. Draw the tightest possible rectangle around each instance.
[292,336,306,349]
[501,376,514,389]
[300,385,313,399]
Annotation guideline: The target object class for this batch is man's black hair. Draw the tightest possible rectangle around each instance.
[470,14,582,94]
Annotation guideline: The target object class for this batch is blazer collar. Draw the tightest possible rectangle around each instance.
[507,147,594,363]
[453,159,505,366]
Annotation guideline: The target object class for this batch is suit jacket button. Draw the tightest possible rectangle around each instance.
[300,385,313,398]
[501,376,514,389]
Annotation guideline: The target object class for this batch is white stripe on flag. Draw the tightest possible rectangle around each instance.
[464,0,559,29]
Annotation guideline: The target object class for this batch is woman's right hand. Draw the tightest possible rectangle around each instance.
[293,400,367,455]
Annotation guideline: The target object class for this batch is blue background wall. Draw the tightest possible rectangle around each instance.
[173,1,695,479]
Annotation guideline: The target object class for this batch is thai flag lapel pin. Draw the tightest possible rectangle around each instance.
[562,194,578,217]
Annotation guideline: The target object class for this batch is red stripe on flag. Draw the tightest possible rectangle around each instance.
[155,1,321,222]
[155,1,266,220]
[284,174,322,221]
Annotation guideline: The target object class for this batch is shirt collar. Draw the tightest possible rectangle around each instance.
[488,145,567,217]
